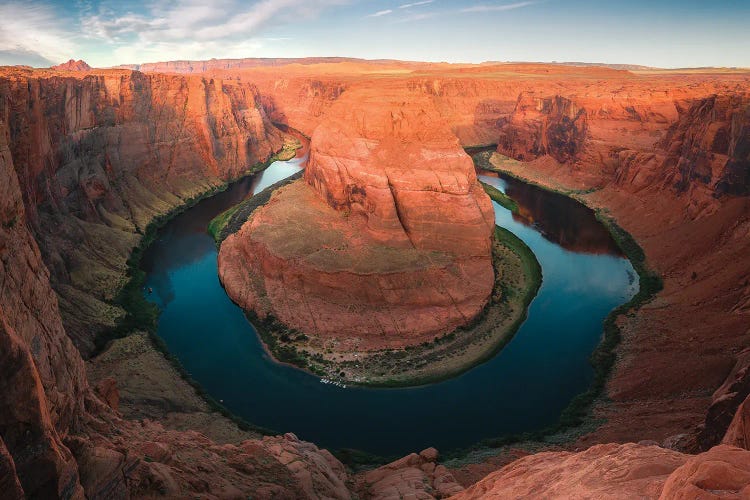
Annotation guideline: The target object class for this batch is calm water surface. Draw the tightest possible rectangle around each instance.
[141,157,637,457]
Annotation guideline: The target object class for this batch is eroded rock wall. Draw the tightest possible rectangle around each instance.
[0,67,285,355]
[219,86,495,345]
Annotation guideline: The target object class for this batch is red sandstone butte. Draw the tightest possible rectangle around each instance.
[219,86,495,348]
[51,59,92,72]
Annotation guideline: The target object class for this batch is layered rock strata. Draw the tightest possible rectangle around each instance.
[219,87,495,347]
[1,59,749,498]
[0,66,286,356]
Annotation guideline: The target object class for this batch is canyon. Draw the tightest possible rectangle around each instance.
[0,58,748,498]
[217,85,501,381]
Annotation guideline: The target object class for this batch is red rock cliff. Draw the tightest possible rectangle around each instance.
[0,67,286,355]
[0,111,87,498]
[0,73,353,497]
[219,86,495,347]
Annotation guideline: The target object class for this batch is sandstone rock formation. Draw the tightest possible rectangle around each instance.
[1,59,750,498]
[0,65,348,498]
[219,86,495,347]
[451,443,750,499]
[51,59,92,72]
[723,394,750,450]
[359,447,464,499]
[497,93,588,163]
[0,112,87,498]
[0,66,286,356]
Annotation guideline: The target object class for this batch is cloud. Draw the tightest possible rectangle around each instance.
[367,9,393,18]
[393,11,441,23]
[84,0,351,42]
[399,0,435,8]
[394,0,536,24]
[460,1,537,13]
[83,0,350,63]
[0,2,76,66]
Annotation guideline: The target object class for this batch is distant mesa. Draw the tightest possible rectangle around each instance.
[51,59,92,71]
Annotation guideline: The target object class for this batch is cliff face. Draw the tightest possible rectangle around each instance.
[0,68,355,498]
[492,82,750,200]
[0,67,285,355]
[219,86,495,346]
[497,93,588,163]
[0,115,87,498]
[662,95,750,196]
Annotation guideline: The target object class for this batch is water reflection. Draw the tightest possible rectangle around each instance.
[480,170,622,256]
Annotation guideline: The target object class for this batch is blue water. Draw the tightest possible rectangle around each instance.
[141,158,637,457]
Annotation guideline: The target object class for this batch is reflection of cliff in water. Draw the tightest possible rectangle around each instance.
[481,170,623,256]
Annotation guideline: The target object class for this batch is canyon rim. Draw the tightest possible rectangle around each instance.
[1,1,750,498]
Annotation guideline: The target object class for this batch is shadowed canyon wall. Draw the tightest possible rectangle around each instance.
[0,67,285,356]
[0,66,357,499]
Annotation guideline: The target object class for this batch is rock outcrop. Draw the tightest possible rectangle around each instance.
[699,349,750,450]
[0,66,285,356]
[219,86,495,347]
[451,443,750,499]
[358,448,464,499]
[51,59,92,72]
[723,394,750,450]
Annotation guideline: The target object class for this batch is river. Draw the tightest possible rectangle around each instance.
[141,153,637,457]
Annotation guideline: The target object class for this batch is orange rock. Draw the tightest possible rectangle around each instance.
[659,445,750,499]
[219,86,494,346]
[451,443,687,499]
[94,377,119,411]
[1,57,750,499]
[360,448,463,499]
[0,66,286,355]
[724,394,750,450]
[51,59,92,72]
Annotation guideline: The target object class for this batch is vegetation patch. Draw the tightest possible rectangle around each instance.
[208,171,304,243]
[480,181,519,213]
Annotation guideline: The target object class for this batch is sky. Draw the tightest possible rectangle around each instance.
[0,0,748,68]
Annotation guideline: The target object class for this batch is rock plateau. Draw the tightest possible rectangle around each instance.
[219,86,495,348]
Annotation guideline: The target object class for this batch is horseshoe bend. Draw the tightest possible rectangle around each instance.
[216,88,536,384]
[2,4,750,498]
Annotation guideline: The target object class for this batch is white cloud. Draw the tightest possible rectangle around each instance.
[461,1,537,13]
[367,9,393,17]
[399,0,435,8]
[0,2,76,66]
[83,0,350,64]
[393,11,441,23]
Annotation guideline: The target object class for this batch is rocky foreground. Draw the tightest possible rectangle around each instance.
[0,59,748,497]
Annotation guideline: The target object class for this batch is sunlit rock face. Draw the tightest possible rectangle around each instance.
[0,67,285,356]
[451,442,750,500]
[219,86,495,348]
